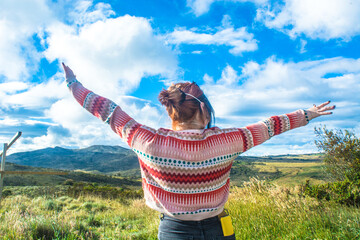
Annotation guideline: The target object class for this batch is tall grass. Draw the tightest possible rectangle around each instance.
[0,195,158,239]
[0,179,359,239]
[228,178,360,239]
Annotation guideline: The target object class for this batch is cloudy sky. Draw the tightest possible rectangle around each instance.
[1,0,359,156]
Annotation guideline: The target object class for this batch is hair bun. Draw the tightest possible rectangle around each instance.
[158,89,172,107]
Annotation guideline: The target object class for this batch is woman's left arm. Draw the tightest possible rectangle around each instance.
[238,102,335,151]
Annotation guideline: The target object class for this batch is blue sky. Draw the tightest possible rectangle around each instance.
[1,0,360,156]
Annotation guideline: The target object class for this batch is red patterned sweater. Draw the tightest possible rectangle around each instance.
[67,77,310,220]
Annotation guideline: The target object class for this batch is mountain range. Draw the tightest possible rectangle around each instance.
[4,145,323,187]
[7,145,322,175]
[7,145,139,174]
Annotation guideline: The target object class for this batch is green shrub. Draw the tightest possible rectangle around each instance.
[2,189,12,198]
[68,203,79,210]
[315,127,360,182]
[303,179,360,206]
[67,182,143,200]
[44,199,63,211]
[30,222,55,240]
[86,214,101,227]
[82,201,95,211]
[307,127,360,206]
[74,221,99,240]
[57,195,73,203]
[63,179,75,185]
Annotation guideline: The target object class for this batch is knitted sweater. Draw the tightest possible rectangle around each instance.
[67,77,310,221]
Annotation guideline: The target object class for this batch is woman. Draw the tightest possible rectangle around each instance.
[62,63,335,240]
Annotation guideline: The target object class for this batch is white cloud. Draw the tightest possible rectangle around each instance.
[187,0,216,16]
[0,81,29,105]
[20,95,168,152]
[3,76,67,108]
[188,0,360,40]
[203,57,360,118]
[0,82,29,94]
[299,39,307,53]
[256,0,360,40]
[0,117,21,126]
[0,0,55,81]
[23,119,57,126]
[166,26,258,55]
[45,14,177,98]
[192,50,203,54]
[40,7,178,151]
[187,0,268,16]
[200,57,360,154]
[0,0,178,153]
[69,1,115,26]
[0,117,57,128]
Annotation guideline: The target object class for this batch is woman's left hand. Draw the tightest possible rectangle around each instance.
[306,101,336,120]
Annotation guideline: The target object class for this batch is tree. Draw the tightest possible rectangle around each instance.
[315,126,360,182]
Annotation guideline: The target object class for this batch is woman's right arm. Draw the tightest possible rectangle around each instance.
[62,63,142,146]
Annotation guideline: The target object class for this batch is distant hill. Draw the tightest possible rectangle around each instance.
[7,145,323,180]
[3,162,141,187]
[7,145,139,174]
[237,153,323,163]
[4,146,326,188]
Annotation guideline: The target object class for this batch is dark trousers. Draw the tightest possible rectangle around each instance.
[158,214,236,240]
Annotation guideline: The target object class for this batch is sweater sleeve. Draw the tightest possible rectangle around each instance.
[67,78,141,147]
[237,110,310,152]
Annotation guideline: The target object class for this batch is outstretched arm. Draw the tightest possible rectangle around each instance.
[62,63,142,146]
[237,102,335,152]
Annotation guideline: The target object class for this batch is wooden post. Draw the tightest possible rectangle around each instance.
[0,132,68,204]
[0,132,21,157]
[0,143,8,202]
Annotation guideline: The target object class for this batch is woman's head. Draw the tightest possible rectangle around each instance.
[158,82,215,130]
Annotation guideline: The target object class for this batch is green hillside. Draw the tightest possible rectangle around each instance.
[237,153,323,163]
[7,145,139,174]
[5,145,328,188]
[3,162,141,188]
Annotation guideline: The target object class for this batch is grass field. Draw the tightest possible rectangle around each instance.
[0,178,359,239]
[253,161,328,186]
[1,159,359,239]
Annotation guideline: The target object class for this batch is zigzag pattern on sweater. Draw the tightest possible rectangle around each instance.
[139,159,232,184]
[143,178,230,212]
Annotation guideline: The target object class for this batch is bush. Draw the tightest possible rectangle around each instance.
[63,179,75,185]
[303,179,360,206]
[81,201,95,211]
[86,214,101,227]
[74,221,99,240]
[67,182,143,200]
[44,199,63,212]
[31,222,55,240]
[301,127,360,206]
[315,126,360,182]
[2,189,12,198]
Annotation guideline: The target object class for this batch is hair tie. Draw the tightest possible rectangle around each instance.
[184,93,202,104]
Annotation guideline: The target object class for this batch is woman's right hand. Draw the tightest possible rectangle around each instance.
[62,62,76,80]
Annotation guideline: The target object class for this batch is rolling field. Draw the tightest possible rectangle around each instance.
[1,157,358,239]
[253,161,328,186]
[0,178,359,239]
